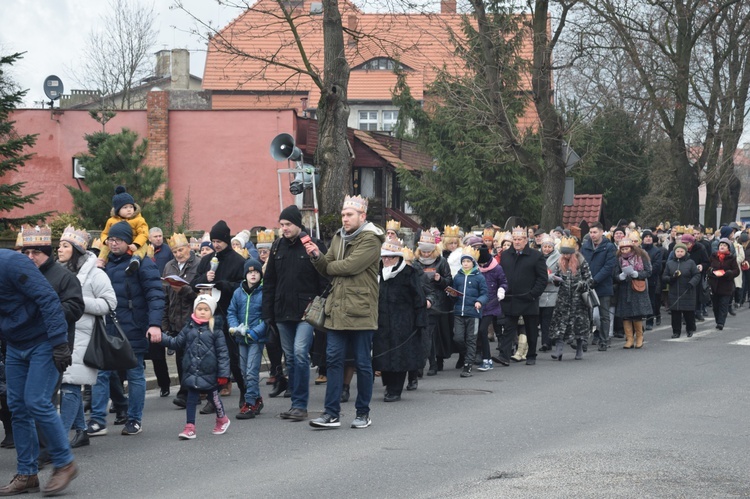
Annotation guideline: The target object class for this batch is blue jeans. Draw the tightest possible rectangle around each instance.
[324,330,374,419]
[91,353,145,424]
[238,341,264,403]
[5,342,73,474]
[60,383,86,432]
[276,321,314,410]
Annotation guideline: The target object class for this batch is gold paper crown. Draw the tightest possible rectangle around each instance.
[628,230,640,242]
[495,231,512,243]
[483,228,495,239]
[443,225,460,238]
[706,227,713,234]
[14,231,23,248]
[401,246,414,262]
[461,246,480,260]
[257,229,275,244]
[91,238,102,251]
[342,194,368,213]
[559,236,577,252]
[167,233,189,249]
[60,225,90,250]
[189,237,201,251]
[511,226,526,237]
[385,220,401,232]
[21,225,52,247]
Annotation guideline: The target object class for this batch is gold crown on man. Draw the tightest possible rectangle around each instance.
[386,220,401,232]
[61,226,90,250]
[443,225,460,238]
[511,225,526,237]
[14,231,23,249]
[343,194,368,213]
[167,233,188,249]
[257,229,275,244]
[21,225,52,247]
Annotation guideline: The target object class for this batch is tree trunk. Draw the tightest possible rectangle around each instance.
[315,0,352,216]
[671,136,700,223]
[540,153,566,229]
[721,174,741,224]
[704,182,719,229]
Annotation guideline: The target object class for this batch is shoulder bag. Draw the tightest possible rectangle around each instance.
[631,279,646,293]
[581,282,600,310]
[84,308,139,371]
[302,285,332,330]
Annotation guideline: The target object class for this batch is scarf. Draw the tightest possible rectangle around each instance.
[479,258,498,273]
[418,256,437,266]
[718,250,728,263]
[382,259,406,281]
[619,251,644,271]
[191,313,208,324]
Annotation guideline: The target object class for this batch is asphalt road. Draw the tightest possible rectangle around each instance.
[1,307,749,498]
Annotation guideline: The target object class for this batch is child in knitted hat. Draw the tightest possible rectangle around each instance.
[155,294,231,439]
[97,185,150,274]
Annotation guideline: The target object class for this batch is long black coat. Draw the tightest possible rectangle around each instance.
[707,253,740,296]
[39,258,84,348]
[411,256,452,314]
[373,264,427,372]
[499,245,548,316]
[662,256,701,310]
[191,245,245,317]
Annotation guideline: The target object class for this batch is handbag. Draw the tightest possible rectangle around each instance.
[302,285,332,330]
[582,286,600,310]
[631,279,646,292]
[83,308,138,371]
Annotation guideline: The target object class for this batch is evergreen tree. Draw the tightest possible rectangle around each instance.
[0,52,51,230]
[67,128,173,231]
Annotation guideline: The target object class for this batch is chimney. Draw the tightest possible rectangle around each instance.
[440,0,456,13]
[155,50,171,78]
[146,91,169,196]
[347,15,358,46]
[170,49,190,89]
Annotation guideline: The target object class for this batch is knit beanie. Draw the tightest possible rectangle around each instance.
[194,294,218,316]
[720,225,734,239]
[232,230,250,248]
[279,205,303,229]
[112,186,136,215]
[209,220,232,245]
[460,254,476,264]
[108,221,133,245]
[243,258,263,278]
[477,245,492,265]
[680,234,695,245]
[674,242,687,253]
[200,240,214,251]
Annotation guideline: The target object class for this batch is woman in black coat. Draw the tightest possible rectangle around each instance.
[662,243,701,338]
[373,241,427,402]
[707,238,741,330]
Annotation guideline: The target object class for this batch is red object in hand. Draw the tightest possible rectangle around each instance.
[217,377,229,386]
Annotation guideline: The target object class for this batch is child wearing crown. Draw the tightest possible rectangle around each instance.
[97,186,150,275]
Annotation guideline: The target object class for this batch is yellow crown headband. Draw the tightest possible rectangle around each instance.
[443,225,460,238]
[386,220,401,232]
[167,233,189,249]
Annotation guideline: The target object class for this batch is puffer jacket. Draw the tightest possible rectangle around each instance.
[227,281,268,343]
[312,222,385,331]
[662,255,700,311]
[452,264,488,318]
[539,250,561,308]
[62,253,117,386]
[478,258,507,317]
[160,319,230,391]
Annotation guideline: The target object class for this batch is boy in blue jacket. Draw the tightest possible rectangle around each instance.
[452,251,488,378]
[228,259,267,420]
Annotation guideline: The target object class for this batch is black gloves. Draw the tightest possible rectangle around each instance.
[53,343,73,373]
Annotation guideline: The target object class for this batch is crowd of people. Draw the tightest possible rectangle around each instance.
[1,183,748,495]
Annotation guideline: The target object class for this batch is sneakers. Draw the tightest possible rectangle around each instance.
[351,413,371,429]
[212,416,231,435]
[236,403,256,420]
[178,423,196,440]
[309,413,341,429]
[121,420,142,435]
[280,407,308,421]
[477,359,493,372]
[125,257,140,275]
[315,375,327,385]
[460,365,472,377]
[85,420,107,436]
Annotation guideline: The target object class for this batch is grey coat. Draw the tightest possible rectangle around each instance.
[615,255,653,318]
[539,250,561,308]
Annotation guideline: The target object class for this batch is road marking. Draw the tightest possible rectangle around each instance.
[663,329,715,342]
[729,336,750,345]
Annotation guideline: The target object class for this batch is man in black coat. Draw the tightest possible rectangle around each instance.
[498,227,548,365]
[641,230,663,330]
[682,233,710,321]
[191,220,247,410]
[262,205,328,421]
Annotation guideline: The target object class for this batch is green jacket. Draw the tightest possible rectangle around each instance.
[312,222,385,331]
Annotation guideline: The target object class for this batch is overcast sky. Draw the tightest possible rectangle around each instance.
[0,0,238,107]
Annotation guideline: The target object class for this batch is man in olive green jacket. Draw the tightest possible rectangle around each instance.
[303,195,384,430]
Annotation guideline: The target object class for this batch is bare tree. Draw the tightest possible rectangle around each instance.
[78,0,158,109]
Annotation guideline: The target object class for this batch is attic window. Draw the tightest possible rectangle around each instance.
[356,58,403,71]
[310,2,323,14]
[281,0,303,11]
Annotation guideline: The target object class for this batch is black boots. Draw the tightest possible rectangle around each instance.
[575,339,583,360]
[340,384,350,403]
[551,340,564,361]
[268,375,288,398]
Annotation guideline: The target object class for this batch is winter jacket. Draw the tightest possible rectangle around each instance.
[312,222,385,331]
[39,257,85,349]
[0,250,69,349]
[161,252,200,334]
[412,255,453,315]
[452,265,488,319]
[549,254,592,341]
[373,263,427,372]
[150,243,173,275]
[499,245,548,316]
[62,252,117,386]
[262,231,328,323]
[688,243,710,275]
[228,282,268,343]
[642,243,663,290]
[105,251,164,355]
[707,253,740,296]
[160,319,230,391]
[100,204,149,250]
[662,255,701,311]
[478,258,507,317]
[580,237,617,297]
[539,250,561,308]
[191,245,246,317]
[614,253,653,318]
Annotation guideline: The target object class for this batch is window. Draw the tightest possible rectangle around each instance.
[356,58,404,71]
[358,111,378,131]
[382,110,399,132]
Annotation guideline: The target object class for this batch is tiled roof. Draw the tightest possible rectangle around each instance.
[203,0,538,128]
[562,194,604,228]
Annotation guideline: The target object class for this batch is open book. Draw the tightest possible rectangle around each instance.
[162,275,190,287]
[444,286,464,297]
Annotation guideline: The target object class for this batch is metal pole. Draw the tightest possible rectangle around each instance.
[310,166,320,238]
